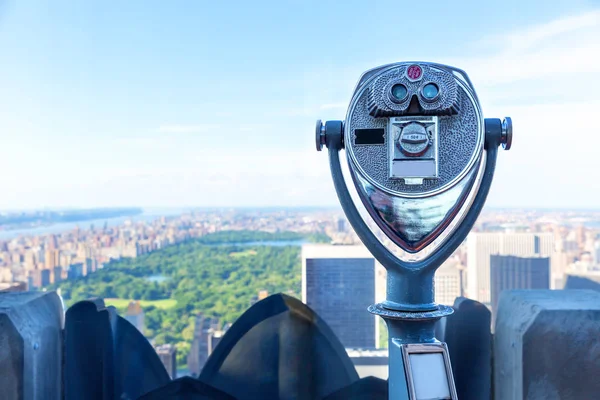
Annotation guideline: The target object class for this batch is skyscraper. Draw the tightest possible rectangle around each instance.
[124,301,145,334]
[44,249,59,270]
[29,268,50,289]
[467,232,553,305]
[302,244,379,349]
[155,344,177,379]
[490,255,550,317]
[48,235,58,250]
[434,257,464,306]
[187,314,220,377]
[208,330,224,356]
[336,218,348,233]
[51,267,63,284]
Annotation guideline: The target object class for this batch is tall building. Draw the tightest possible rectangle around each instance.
[490,255,550,317]
[336,218,348,233]
[155,344,177,379]
[434,257,464,306]
[208,330,225,356]
[44,249,59,270]
[124,301,145,334]
[302,244,379,349]
[67,263,84,280]
[467,233,553,305]
[47,235,58,250]
[187,315,220,377]
[29,268,51,289]
[85,258,98,275]
[550,251,571,289]
[24,251,36,271]
[51,267,63,284]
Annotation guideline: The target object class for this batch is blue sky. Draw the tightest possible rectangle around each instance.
[0,1,599,209]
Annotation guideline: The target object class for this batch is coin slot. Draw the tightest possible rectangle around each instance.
[355,128,385,145]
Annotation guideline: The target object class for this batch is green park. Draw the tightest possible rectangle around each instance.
[48,230,330,366]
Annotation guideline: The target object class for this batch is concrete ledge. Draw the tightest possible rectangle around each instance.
[0,291,64,400]
[494,290,600,400]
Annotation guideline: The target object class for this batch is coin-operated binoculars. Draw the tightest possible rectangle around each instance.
[315,62,511,399]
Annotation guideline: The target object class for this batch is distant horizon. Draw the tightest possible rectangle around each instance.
[3,205,600,213]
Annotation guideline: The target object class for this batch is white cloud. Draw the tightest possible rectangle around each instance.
[310,10,600,108]
[456,9,600,87]
[449,10,600,208]
[480,10,600,53]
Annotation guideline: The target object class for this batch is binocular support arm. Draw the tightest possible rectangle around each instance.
[328,126,500,311]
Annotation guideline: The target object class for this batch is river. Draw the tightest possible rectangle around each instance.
[0,208,186,241]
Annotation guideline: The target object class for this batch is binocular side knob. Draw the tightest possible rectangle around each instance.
[485,117,513,150]
[315,120,344,151]
[501,117,513,150]
[315,120,326,151]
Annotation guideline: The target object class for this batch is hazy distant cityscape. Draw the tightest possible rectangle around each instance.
[1,206,600,378]
[0,208,335,288]
[1,207,599,292]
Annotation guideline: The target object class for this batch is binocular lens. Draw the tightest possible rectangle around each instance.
[391,84,408,102]
[422,83,439,100]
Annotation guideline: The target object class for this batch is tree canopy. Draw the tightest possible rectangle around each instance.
[49,230,327,366]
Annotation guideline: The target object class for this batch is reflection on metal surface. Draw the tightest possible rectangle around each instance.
[350,161,479,254]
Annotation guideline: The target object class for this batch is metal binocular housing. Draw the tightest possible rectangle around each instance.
[316,61,511,311]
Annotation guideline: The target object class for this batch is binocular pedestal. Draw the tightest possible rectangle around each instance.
[372,306,455,399]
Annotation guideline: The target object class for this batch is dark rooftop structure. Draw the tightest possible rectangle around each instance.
[1,290,600,399]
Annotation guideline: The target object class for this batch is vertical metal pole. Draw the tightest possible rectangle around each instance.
[386,319,438,399]
[368,274,453,399]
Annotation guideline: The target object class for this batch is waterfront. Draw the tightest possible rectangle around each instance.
[0,208,186,241]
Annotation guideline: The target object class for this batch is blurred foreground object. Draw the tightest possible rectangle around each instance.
[0,292,63,399]
[2,290,600,399]
[494,290,600,399]
[199,293,361,398]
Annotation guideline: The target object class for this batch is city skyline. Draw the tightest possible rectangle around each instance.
[1,2,599,209]
[3,205,600,380]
